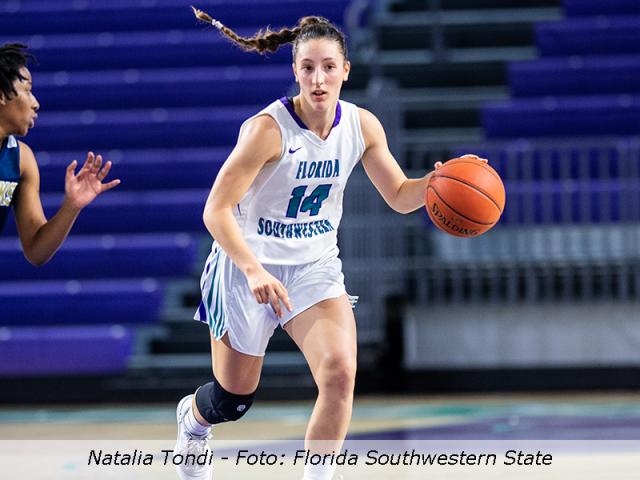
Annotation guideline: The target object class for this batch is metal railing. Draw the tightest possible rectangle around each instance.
[340,0,640,345]
[341,95,640,341]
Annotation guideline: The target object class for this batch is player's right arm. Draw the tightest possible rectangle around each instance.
[13,142,81,266]
[13,142,119,266]
[203,115,292,317]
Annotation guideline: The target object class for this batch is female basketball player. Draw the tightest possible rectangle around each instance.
[176,10,484,480]
[0,43,120,264]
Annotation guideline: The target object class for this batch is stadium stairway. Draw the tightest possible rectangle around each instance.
[352,0,562,156]
[337,0,640,340]
[331,0,566,350]
[438,0,640,305]
[396,0,640,388]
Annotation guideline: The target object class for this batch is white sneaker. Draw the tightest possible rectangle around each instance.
[174,394,213,480]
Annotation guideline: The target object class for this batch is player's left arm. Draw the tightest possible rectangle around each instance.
[359,107,433,214]
[13,142,120,266]
[359,108,487,214]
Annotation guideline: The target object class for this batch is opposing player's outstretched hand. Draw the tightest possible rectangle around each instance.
[65,152,120,209]
[246,267,293,318]
[434,153,488,170]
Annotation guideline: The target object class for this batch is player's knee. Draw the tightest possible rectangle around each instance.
[316,353,356,397]
[194,377,256,425]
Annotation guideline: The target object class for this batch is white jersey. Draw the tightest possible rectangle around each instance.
[232,97,365,265]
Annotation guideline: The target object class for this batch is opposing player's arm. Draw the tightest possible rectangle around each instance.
[359,108,432,214]
[13,142,80,265]
[203,115,292,316]
[14,143,119,266]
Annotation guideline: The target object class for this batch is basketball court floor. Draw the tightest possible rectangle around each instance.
[2,393,640,479]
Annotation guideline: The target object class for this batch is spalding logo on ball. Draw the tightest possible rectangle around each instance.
[426,156,505,237]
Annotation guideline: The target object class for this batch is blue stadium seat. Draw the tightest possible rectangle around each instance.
[34,66,293,110]
[563,0,640,17]
[3,190,209,236]
[497,179,636,224]
[36,147,229,192]
[509,55,640,97]
[0,0,348,35]
[453,143,633,182]
[0,279,163,326]
[425,179,637,226]
[0,234,199,280]
[482,95,640,138]
[0,30,291,71]
[27,106,257,150]
[536,17,640,56]
[0,326,132,377]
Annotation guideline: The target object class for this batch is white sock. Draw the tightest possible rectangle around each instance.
[303,462,337,480]
[184,404,211,437]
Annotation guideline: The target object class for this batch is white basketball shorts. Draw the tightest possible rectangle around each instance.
[194,243,350,356]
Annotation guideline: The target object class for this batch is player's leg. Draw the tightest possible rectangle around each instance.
[284,294,356,479]
[192,331,264,426]
[185,244,268,430]
[175,333,263,480]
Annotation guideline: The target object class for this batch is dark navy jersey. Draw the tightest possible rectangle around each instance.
[0,136,20,233]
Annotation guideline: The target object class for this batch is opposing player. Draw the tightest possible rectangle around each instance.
[176,9,484,480]
[0,43,120,264]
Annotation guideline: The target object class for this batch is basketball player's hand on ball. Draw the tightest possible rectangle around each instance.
[246,267,293,318]
[426,153,504,238]
[64,152,121,210]
[434,153,488,170]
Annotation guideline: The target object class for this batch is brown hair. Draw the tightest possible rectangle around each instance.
[192,7,348,60]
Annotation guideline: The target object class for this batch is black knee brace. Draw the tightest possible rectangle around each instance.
[194,377,256,425]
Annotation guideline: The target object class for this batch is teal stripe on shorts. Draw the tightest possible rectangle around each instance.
[213,262,225,338]
[203,249,226,339]
[205,250,219,332]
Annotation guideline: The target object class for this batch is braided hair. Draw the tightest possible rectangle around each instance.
[0,43,35,101]
[192,7,348,60]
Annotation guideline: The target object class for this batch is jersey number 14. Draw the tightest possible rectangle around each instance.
[286,184,332,218]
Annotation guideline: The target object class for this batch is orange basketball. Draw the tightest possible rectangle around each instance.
[425,157,505,237]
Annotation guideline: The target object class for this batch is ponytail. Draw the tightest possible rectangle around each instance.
[191,7,347,59]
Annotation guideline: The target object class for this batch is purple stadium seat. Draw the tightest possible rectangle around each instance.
[499,179,637,224]
[0,279,163,326]
[563,0,640,17]
[2,189,209,236]
[34,66,293,111]
[453,143,630,182]
[424,179,638,226]
[482,95,640,138]
[0,234,199,280]
[0,30,291,71]
[36,147,229,192]
[536,16,640,56]
[0,326,133,377]
[0,0,348,35]
[509,55,640,97]
[27,106,257,150]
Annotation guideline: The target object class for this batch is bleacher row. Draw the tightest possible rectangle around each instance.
[483,3,640,138]
[448,0,640,231]
[0,0,350,377]
[0,0,348,35]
